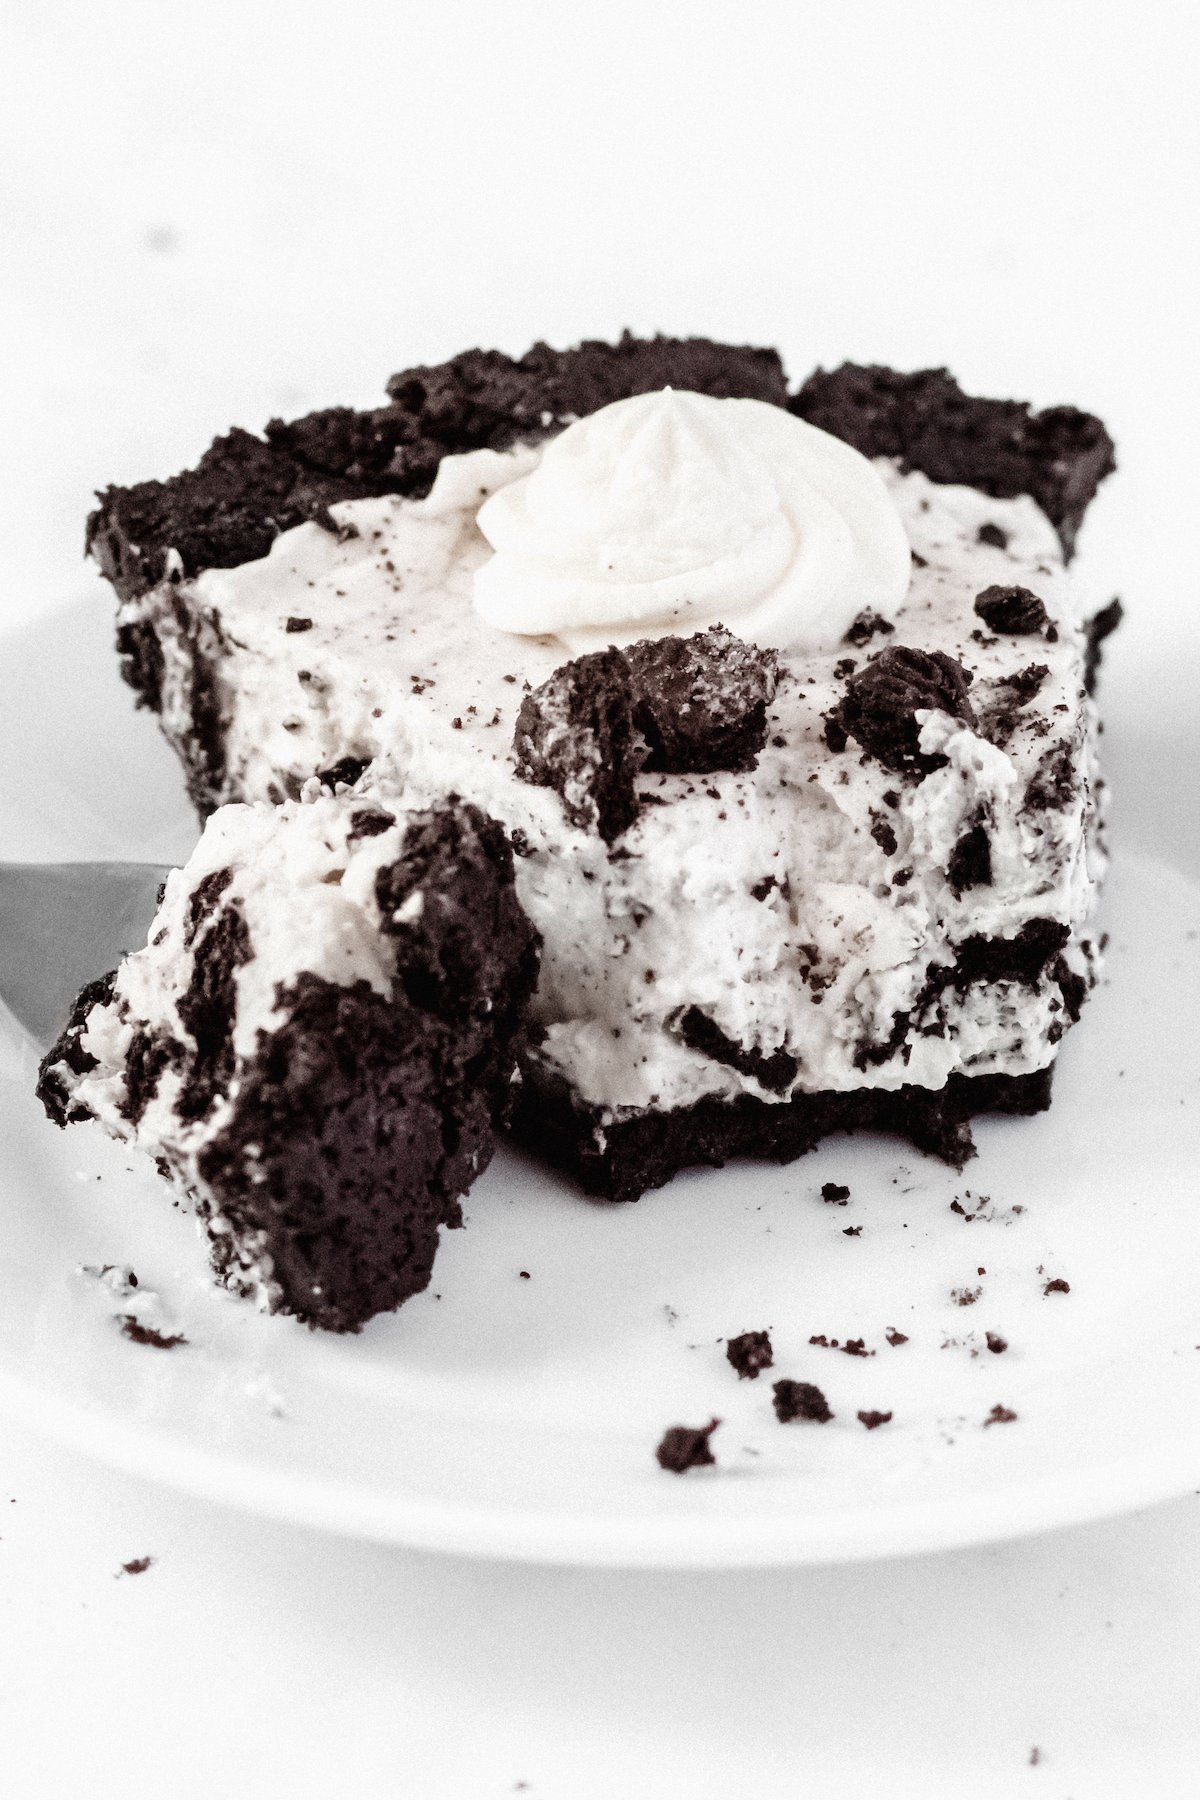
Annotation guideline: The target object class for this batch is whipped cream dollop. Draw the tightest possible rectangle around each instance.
[472,389,911,654]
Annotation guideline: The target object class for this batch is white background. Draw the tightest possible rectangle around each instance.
[2,3,1199,1795]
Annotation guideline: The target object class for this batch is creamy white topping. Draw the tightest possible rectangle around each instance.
[472,390,912,654]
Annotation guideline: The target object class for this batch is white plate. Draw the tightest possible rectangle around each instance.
[1,589,1198,1567]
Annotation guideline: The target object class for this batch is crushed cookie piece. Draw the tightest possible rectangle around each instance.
[655,1418,720,1472]
[726,1329,774,1380]
[857,1410,892,1430]
[772,1379,833,1423]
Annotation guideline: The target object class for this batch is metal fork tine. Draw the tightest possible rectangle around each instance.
[0,862,172,1049]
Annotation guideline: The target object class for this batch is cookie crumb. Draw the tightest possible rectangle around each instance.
[119,1316,186,1350]
[857,1410,892,1430]
[984,1403,1018,1427]
[726,1330,774,1380]
[655,1419,720,1473]
[772,1379,833,1423]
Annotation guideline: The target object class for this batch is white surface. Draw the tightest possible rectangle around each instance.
[3,1,1200,1793]
[4,795,1199,1565]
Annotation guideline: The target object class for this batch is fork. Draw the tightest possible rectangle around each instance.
[0,862,171,1048]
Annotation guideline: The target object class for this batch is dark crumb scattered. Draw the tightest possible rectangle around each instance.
[1028,1747,1041,1767]
[655,1418,720,1473]
[857,1410,892,1430]
[773,1379,833,1424]
[284,615,314,633]
[821,1181,851,1205]
[809,1335,873,1357]
[518,1270,530,1280]
[984,1404,1018,1427]
[885,1327,909,1346]
[843,609,896,648]
[1043,1278,1071,1295]
[119,1316,187,1350]
[952,1286,982,1307]
[117,1556,154,1577]
[986,1332,1008,1354]
[842,1225,862,1237]
[726,1329,774,1380]
[976,521,1009,550]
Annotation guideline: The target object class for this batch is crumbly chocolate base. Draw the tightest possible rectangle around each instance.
[87,334,788,606]
[508,1064,1055,1204]
[790,363,1116,558]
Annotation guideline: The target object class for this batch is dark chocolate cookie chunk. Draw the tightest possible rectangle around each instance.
[655,1418,720,1472]
[824,645,977,775]
[375,801,541,1027]
[675,1006,798,1095]
[791,364,1115,557]
[973,585,1055,638]
[624,626,778,774]
[1083,597,1123,693]
[512,649,647,843]
[772,1379,833,1424]
[726,1330,774,1380]
[514,628,777,841]
[947,818,993,896]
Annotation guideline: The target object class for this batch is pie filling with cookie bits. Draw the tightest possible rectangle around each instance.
[39,334,1118,1327]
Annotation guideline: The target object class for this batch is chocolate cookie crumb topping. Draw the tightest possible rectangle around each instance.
[512,649,646,843]
[973,584,1054,638]
[976,522,1009,550]
[947,818,993,896]
[624,626,778,775]
[824,645,976,775]
[857,1410,892,1430]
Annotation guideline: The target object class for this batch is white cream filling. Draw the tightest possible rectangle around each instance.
[104,448,1102,1119]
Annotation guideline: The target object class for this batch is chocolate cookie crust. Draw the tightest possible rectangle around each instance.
[87,335,789,606]
[509,1063,1056,1204]
[790,363,1115,557]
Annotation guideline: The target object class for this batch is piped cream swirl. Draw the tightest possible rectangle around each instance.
[472,389,911,654]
